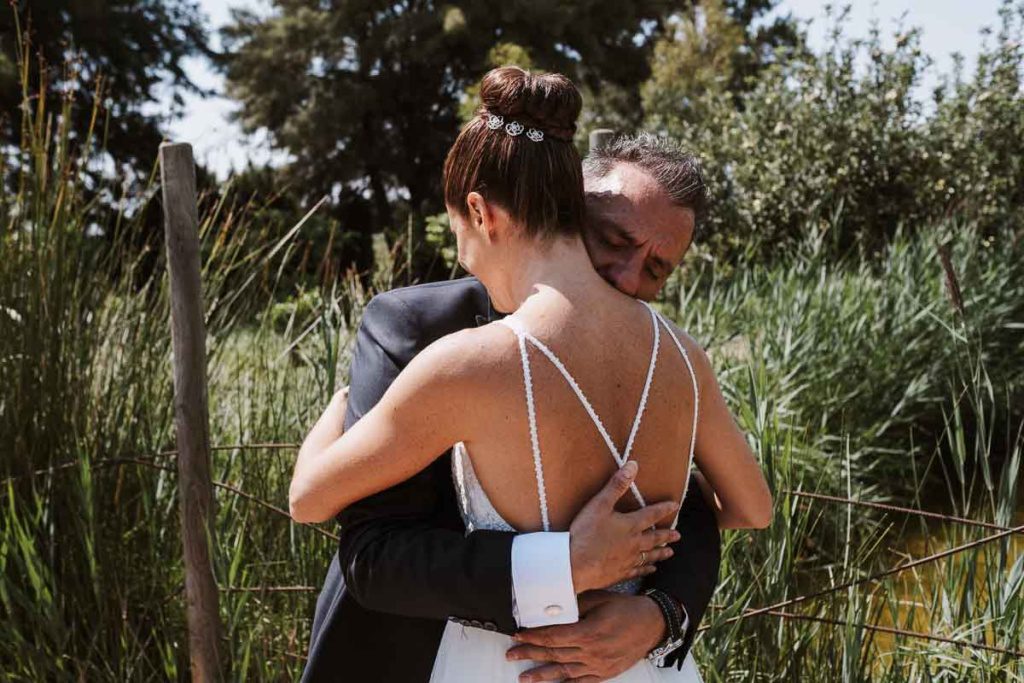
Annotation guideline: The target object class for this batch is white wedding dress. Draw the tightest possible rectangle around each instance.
[430,302,704,682]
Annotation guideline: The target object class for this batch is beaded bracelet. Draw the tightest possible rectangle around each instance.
[643,589,686,665]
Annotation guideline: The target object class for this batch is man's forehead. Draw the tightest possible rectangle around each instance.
[584,162,663,200]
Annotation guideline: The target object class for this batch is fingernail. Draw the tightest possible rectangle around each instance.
[622,460,638,477]
[672,531,681,540]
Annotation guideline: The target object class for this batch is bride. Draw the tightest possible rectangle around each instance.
[290,66,772,681]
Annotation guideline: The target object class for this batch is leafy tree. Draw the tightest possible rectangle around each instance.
[221,0,683,268]
[643,0,802,125]
[926,2,1024,228]
[0,0,209,179]
[647,14,932,260]
[643,3,1024,262]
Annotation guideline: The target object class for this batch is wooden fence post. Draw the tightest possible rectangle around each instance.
[589,128,615,153]
[159,142,223,681]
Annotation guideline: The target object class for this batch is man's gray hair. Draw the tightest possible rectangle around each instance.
[583,132,709,235]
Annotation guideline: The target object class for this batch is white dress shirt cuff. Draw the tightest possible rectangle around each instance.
[510,532,579,628]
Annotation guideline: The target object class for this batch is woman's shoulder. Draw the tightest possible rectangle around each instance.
[405,320,521,389]
[653,313,714,387]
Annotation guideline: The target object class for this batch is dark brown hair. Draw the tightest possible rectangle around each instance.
[443,66,584,239]
[583,132,709,238]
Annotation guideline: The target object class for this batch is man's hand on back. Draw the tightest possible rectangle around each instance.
[569,460,681,593]
[505,462,683,682]
[507,591,666,682]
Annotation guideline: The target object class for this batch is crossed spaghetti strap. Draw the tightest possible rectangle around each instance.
[497,301,700,531]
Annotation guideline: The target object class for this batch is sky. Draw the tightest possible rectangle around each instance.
[169,0,1003,178]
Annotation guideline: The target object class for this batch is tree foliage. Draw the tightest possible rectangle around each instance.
[643,0,802,123]
[644,2,1024,262]
[221,0,683,264]
[0,0,208,178]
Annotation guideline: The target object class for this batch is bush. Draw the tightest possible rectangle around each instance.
[644,2,1024,263]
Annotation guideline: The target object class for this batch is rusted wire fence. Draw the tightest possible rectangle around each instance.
[7,440,1022,659]
[705,519,1024,628]
[759,611,1024,658]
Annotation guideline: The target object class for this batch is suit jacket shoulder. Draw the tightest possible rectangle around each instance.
[365,276,491,354]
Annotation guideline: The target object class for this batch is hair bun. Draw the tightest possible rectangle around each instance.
[479,66,581,141]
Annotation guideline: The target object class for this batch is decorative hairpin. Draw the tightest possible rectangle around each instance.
[505,121,525,136]
[485,113,545,142]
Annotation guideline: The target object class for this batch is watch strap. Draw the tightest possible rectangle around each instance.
[643,588,686,665]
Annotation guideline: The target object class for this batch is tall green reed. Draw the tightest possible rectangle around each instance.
[681,219,1023,680]
[0,37,350,677]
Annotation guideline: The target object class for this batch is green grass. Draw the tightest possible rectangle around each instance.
[2,49,1022,681]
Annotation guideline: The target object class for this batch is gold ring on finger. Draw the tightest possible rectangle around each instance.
[636,550,648,567]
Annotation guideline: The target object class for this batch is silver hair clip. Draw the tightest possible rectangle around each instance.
[485,114,545,142]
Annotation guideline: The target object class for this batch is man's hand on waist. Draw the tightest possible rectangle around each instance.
[506,591,666,682]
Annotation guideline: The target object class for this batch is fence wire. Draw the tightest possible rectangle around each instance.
[761,610,1024,658]
[5,441,1022,658]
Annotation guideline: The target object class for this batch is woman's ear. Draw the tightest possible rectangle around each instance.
[466,191,496,241]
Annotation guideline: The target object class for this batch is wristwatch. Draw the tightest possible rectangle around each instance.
[643,588,686,666]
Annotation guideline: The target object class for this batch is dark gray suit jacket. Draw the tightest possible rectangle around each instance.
[301,277,720,682]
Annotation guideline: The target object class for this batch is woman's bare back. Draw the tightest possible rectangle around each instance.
[458,293,701,533]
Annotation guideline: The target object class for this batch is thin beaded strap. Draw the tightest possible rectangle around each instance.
[504,303,660,509]
[520,337,624,460]
[496,308,700,532]
[655,313,700,525]
[622,303,661,465]
[497,318,551,531]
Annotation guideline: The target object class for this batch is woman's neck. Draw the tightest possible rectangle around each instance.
[483,235,606,314]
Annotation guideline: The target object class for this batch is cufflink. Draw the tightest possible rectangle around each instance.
[543,604,563,617]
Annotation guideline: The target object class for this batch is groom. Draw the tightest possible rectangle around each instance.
[302,133,718,682]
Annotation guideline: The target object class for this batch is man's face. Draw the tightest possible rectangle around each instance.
[582,162,695,302]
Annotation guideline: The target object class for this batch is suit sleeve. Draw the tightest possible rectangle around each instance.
[335,294,519,633]
[641,475,721,667]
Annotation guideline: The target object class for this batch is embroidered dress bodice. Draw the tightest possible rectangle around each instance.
[450,300,701,595]
[452,442,516,534]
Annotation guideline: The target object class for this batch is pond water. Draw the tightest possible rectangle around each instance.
[870,506,1024,658]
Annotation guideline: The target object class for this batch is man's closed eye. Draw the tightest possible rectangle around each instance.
[601,232,629,250]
